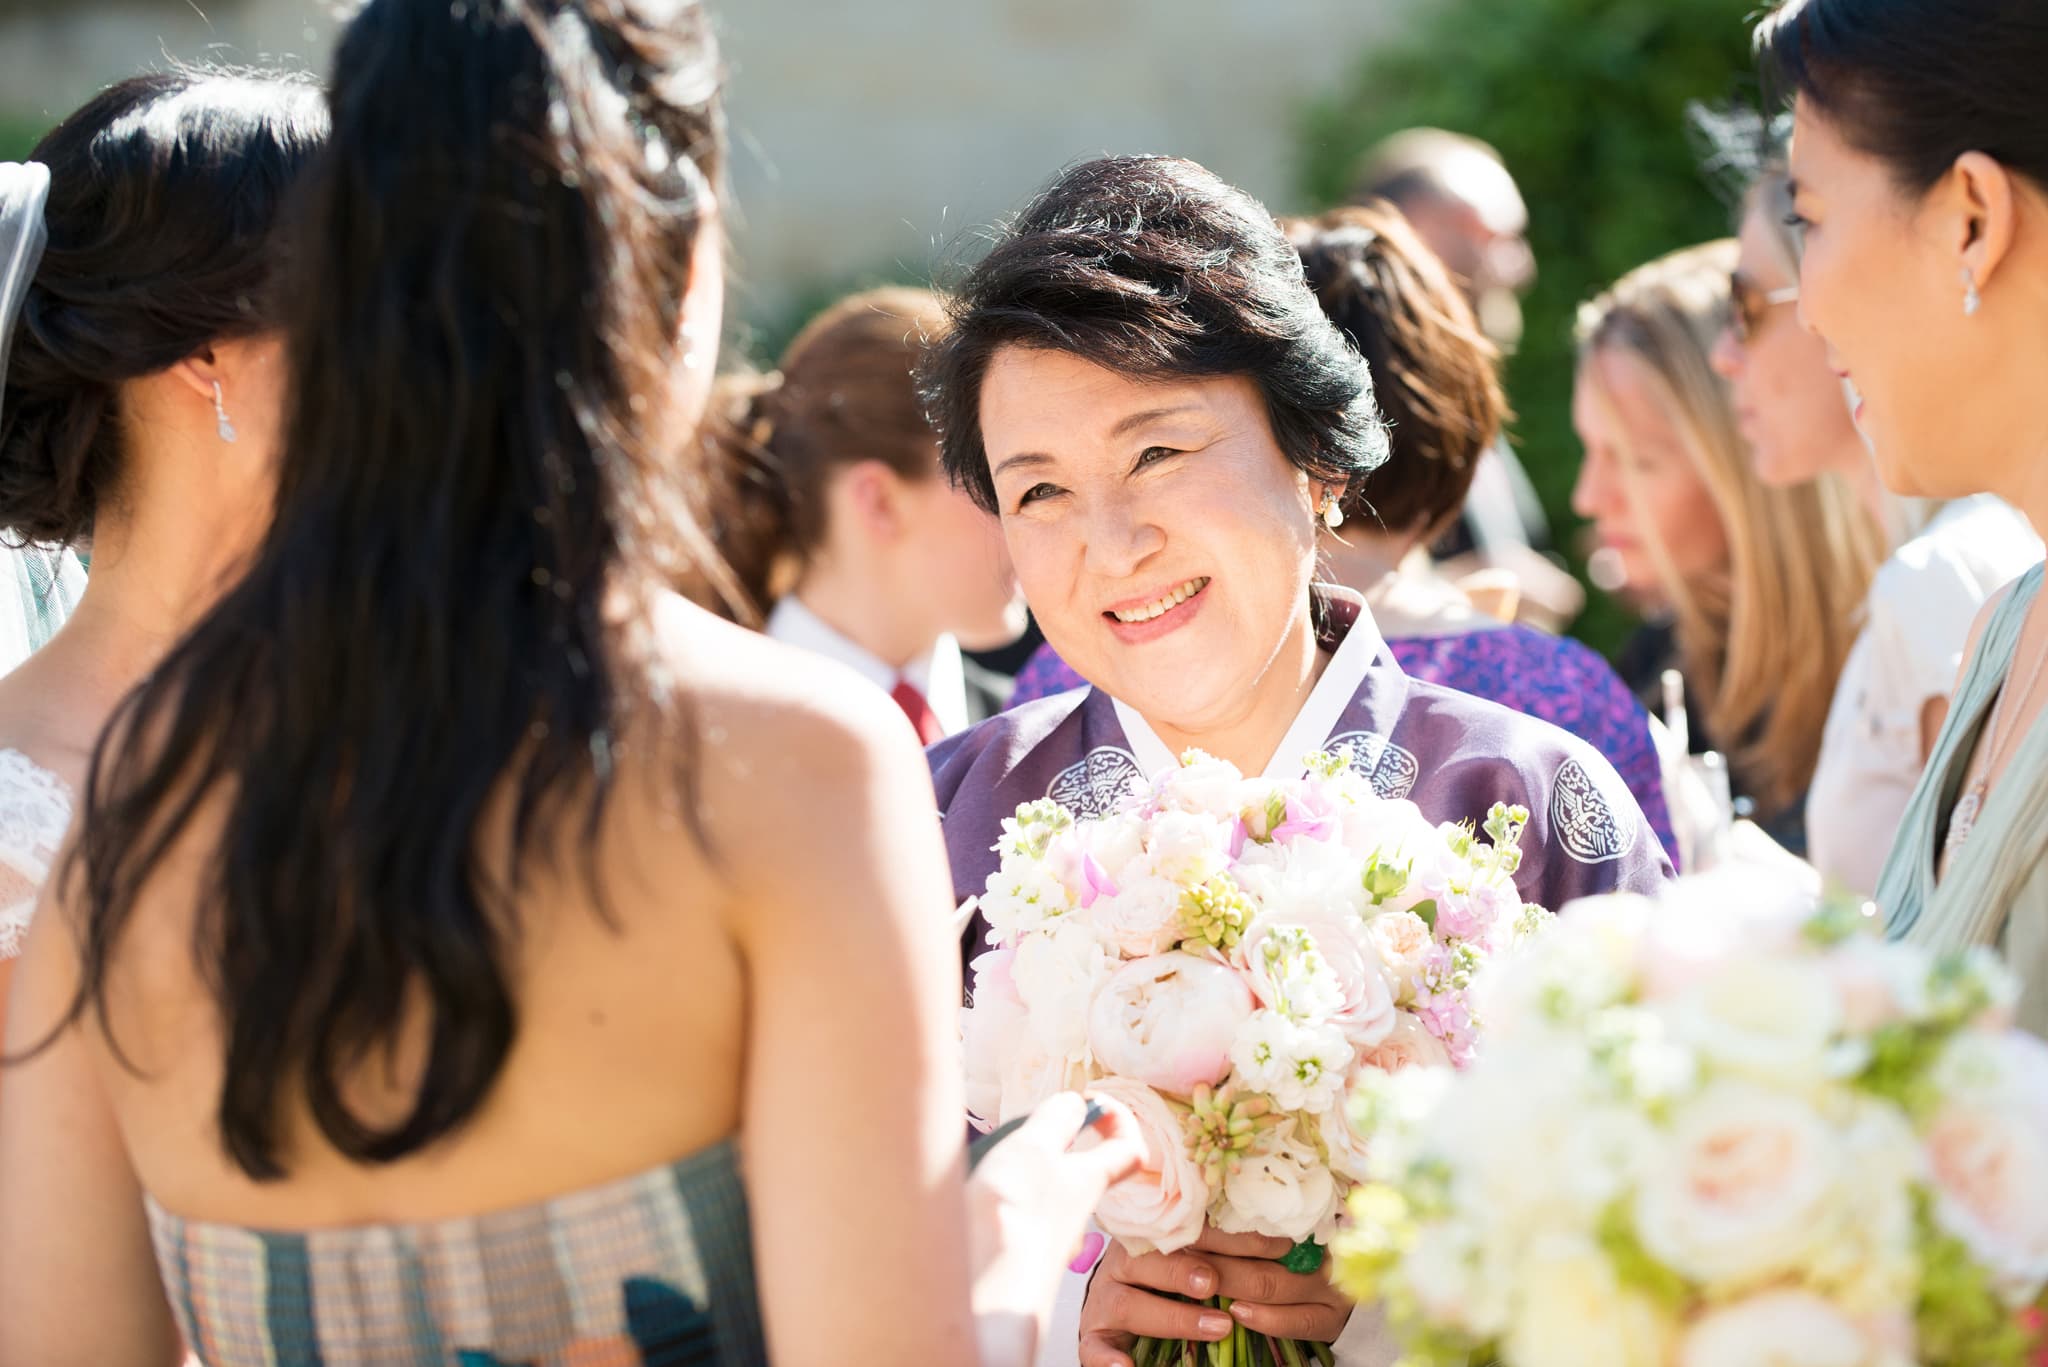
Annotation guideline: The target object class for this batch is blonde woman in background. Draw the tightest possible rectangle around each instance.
[1707,159,2040,898]
[1572,239,1886,865]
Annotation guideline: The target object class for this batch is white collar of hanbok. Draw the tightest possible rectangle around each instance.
[1110,584,1397,783]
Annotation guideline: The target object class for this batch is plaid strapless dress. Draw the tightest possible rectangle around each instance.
[147,1138,765,1367]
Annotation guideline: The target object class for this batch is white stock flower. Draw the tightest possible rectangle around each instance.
[978,860,1074,945]
[1634,1079,1839,1287]
[1087,953,1255,1098]
[1503,1233,1675,1367]
[1242,923,1347,1026]
[1229,1009,1355,1115]
[1010,916,1114,1063]
[1215,1126,1341,1242]
[1248,913,1396,1047]
[1675,1290,1895,1367]
[1922,1029,2048,1303]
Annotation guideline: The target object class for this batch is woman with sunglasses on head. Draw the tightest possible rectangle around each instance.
[0,2,1146,1363]
[1700,111,2040,900]
[1757,0,2048,1032]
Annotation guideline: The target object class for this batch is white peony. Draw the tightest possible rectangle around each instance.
[1216,1127,1342,1242]
[1676,1290,1895,1367]
[1922,1029,2048,1303]
[997,1034,1087,1125]
[1633,1079,1838,1287]
[1089,1075,1212,1255]
[1087,953,1254,1098]
[1155,750,1251,818]
[1011,917,1115,1063]
[1503,1233,1675,1367]
[1228,1009,1355,1115]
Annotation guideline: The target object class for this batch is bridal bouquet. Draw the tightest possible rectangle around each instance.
[1332,869,2048,1367]
[960,747,1550,1367]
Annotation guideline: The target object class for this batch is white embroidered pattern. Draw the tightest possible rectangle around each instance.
[1549,757,1636,865]
[1326,731,1420,800]
[1047,747,1143,820]
[0,748,72,960]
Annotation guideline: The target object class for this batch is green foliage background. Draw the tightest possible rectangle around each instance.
[1298,0,1759,653]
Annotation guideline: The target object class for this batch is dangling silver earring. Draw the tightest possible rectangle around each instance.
[1962,267,1982,317]
[1320,493,1345,530]
[211,380,238,444]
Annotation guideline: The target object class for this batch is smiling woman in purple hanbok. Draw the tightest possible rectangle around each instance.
[916,154,1672,1367]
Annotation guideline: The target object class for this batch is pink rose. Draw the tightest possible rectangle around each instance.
[1356,1011,1452,1075]
[1925,1031,2048,1300]
[1676,1290,1884,1367]
[1368,911,1434,998]
[1088,1075,1210,1255]
[1089,953,1254,1098]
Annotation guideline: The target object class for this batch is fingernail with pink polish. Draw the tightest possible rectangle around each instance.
[1067,1232,1107,1275]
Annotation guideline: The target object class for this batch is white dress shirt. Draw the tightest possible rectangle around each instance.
[764,594,971,737]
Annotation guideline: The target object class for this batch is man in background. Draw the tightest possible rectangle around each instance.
[1351,128,1583,630]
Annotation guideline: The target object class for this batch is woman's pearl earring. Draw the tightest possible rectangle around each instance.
[1963,267,1982,317]
[1320,493,1345,530]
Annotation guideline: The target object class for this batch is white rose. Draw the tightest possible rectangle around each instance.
[1676,1290,1894,1367]
[1923,1030,2048,1303]
[1155,750,1251,817]
[1088,953,1255,1097]
[1011,917,1115,1063]
[1663,955,1842,1088]
[1634,1080,1837,1286]
[1228,1009,1355,1115]
[1215,1128,1341,1242]
[997,1034,1086,1125]
[1478,893,1650,1035]
[1092,873,1187,958]
[1822,938,1927,1035]
[961,947,1027,1131]
[1503,1233,1675,1367]
[1089,1075,1211,1255]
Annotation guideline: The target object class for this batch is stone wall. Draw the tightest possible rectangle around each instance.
[0,0,1415,325]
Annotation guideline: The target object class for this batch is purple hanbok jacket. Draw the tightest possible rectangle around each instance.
[931,591,1673,973]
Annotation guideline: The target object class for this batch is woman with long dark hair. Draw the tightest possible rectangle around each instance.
[0,70,326,1038]
[0,2,1138,1363]
[1756,0,2048,1032]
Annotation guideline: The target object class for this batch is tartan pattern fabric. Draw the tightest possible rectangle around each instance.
[15,542,80,652]
[148,1139,765,1367]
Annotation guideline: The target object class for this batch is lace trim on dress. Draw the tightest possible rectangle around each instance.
[0,748,73,960]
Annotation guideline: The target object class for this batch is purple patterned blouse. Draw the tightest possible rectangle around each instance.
[1008,624,1679,868]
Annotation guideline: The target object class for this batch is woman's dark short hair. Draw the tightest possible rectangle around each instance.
[0,71,328,546]
[1756,0,2048,196]
[1283,204,1508,536]
[919,155,1390,513]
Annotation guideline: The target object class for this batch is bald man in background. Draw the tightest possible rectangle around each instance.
[1350,129,1583,630]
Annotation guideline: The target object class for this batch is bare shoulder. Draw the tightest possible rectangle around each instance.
[630,592,937,892]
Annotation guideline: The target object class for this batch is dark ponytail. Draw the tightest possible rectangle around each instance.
[694,286,950,622]
[61,0,726,1179]
[1757,0,2048,196]
[0,71,326,546]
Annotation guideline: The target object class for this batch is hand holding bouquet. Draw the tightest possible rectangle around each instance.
[961,748,1550,1366]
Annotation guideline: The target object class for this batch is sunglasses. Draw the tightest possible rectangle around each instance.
[1730,273,1801,344]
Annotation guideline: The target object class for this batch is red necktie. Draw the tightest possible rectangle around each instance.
[891,678,945,745]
